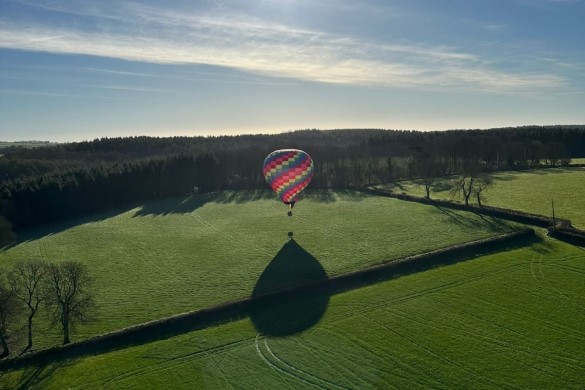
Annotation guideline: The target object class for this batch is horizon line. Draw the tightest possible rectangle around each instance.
[2,124,584,144]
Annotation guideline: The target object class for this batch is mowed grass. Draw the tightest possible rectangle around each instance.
[0,190,521,349]
[1,238,583,389]
[393,167,585,229]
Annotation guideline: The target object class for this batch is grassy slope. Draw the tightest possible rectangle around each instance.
[394,167,585,229]
[0,190,521,349]
[1,238,583,389]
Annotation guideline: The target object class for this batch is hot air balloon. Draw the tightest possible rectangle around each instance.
[263,149,314,216]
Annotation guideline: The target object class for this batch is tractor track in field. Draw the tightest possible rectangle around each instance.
[359,312,513,390]
[464,294,585,342]
[530,254,584,310]
[548,263,585,275]
[255,334,349,390]
[322,326,446,389]
[385,305,578,379]
[190,210,273,258]
[294,339,356,387]
[73,338,251,389]
[294,214,348,237]
[391,303,582,371]
[323,261,527,329]
[263,339,350,390]
[255,334,322,389]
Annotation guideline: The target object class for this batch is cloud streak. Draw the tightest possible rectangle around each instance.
[0,1,565,92]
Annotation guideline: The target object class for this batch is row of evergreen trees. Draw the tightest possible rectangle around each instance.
[0,126,583,232]
[0,154,218,229]
[2,126,583,182]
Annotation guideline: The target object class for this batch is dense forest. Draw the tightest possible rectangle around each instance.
[1,125,584,232]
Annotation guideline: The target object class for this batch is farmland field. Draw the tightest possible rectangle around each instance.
[0,141,53,149]
[0,190,522,350]
[1,237,583,389]
[391,167,585,229]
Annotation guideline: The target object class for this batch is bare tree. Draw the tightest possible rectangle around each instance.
[409,146,444,199]
[451,175,475,206]
[450,159,490,206]
[473,176,494,207]
[8,260,47,351]
[45,261,95,345]
[451,174,494,207]
[0,273,21,357]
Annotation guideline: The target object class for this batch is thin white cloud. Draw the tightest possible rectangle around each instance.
[84,67,297,86]
[0,89,117,99]
[0,1,566,92]
[84,85,194,94]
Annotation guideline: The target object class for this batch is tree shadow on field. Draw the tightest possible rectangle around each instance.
[433,206,482,228]
[209,190,275,205]
[132,193,213,217]
[432,180,454,192]
[304,189,337,203]
[134,189,371,217]
[1,203,145,252]
[249,239,329,337]
[333,189,369,202]
[492,173,518,182]
[1,189,373,251]
[520,167,579,175]
[133,188,369,218]
[433,206,515,233]
[12,361,68,390]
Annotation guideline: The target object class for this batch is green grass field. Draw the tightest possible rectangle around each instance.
[0,190,522,350]
[1,237,583,389]
[391,167,585,229]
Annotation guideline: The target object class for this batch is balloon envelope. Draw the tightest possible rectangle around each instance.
[263,149,313,205]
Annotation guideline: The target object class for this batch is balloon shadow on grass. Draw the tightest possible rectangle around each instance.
[249,239,329,337]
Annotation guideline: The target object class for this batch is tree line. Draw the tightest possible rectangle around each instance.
[0,260,95,357]
[0,126,583,233]
[2,126,583,182]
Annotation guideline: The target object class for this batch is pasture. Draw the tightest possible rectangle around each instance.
[1,237,583,389]
[0,190,522,350]
[393,167,585,229]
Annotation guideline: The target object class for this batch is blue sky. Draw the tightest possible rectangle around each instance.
[1,0,584,142]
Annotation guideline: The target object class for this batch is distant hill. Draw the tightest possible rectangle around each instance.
[0,141,55,150]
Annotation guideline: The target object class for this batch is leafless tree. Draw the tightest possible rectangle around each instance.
[8,260,47,351]
[45,261,95,345]
[473,176,494,207]
[409,146,444,199]
[451,174,494,207]
[451,175,475,206]
[0,273,21,357]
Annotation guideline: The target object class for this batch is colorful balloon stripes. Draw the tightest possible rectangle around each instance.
[262,149,314,205]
